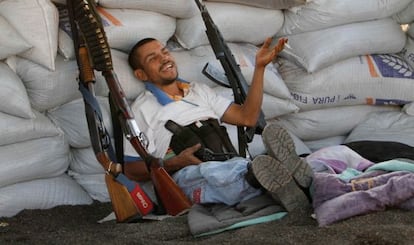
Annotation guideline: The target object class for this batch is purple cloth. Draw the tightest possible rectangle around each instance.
[306,145,374,174]
[312,170,407,208]
[313,172,414,226]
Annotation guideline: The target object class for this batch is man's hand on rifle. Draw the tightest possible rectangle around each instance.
[256,37,288,68]
[124,143,203,182]
[171,143,203,168]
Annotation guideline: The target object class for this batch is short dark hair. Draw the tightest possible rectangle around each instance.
[128,37,156,70]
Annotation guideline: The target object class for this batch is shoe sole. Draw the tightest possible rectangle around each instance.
[262,124,314,188]
[251,155,309,212]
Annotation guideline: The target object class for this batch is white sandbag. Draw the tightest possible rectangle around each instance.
[55,3,75,60]
[51,0,98,4]
[58,28,75,61]
[47,97,113,148]
[70,147,105,175]
[205,0,306,9]
[0,174,93,218]
[212,86,299,119]
[0,134,69,188]
[0,62,34,119]
[56,4,176,59]
[268,105,401,141]
[12,55,108,112]
[278,0,413,36]
[277,54,414,111]
[175,2,284,49]
[0,0,59,71]
[393,0,414,24]
[98,0,198,18]
[223,122,312,158]
[110,49,145,100]
[0,110,60,147]
[68,171,109,202]
[68,170,157,203]
[403,102,414,116]
[344,110,414,147]
[402,36,414,69]
[173,43,292,100]
[0,15,31,60]
[220,122,265,158]
[304,136,347,153]
[409,24,414,39]
[95,7,175,53]
[14,49,142,112]
[279,18,406,73]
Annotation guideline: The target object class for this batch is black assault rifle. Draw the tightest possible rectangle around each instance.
[194,0,267,158]
[67,0,192,220]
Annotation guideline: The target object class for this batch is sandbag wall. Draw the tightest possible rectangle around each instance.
[270,0,414,150]
[0,0,413,217]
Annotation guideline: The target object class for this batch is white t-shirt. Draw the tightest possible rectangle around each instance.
[124,82,233,159]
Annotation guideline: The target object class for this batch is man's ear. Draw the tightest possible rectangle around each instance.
[134,69,148,81]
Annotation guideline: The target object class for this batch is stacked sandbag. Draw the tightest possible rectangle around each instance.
[9,48,143,112]
[392,0,414,25]
[175,2,284,49]
[0,0,94,217]
[0,0,58,71]
[278,0,413,36]
[277,18,406,73]
[409,24,414,39]
[171,42,299,119]
[46,96,158,202]
[0,63,92,217]
[172,0,304,155]
[1,0,413,217]
[47,97,113,202]
[204,0,306,10]
[0,174,93,218]
[276,54,414,111]
[344,110,414,147]
[269,0,414,149]
[402,23,414,70]
[97,0,198,19]
[268,105,401,143]
[56,2,179,60]
[46,1,196,201]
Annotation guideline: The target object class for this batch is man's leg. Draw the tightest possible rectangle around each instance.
[172,158,262,206]
[247,155,310,212]
[262,124,314,189]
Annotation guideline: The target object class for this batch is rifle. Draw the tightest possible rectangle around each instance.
[67,0,153,222]
[194,0,267,158]
[67,0,191,218]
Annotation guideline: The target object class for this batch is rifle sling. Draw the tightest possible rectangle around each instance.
[108,92,125,166]
[78,82,117,162]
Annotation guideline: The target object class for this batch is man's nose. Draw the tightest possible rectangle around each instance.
[160,53,169,62]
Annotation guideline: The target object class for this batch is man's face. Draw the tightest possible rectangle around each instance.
[135,40,178,86]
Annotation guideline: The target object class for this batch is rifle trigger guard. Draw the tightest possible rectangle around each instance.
[106,161,113,175]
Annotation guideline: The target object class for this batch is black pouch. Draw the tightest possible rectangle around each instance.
[165,119,238,161]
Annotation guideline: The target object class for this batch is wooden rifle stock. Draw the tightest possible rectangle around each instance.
[96,152,142,222]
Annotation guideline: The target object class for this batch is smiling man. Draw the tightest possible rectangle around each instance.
[122,37,312,212]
